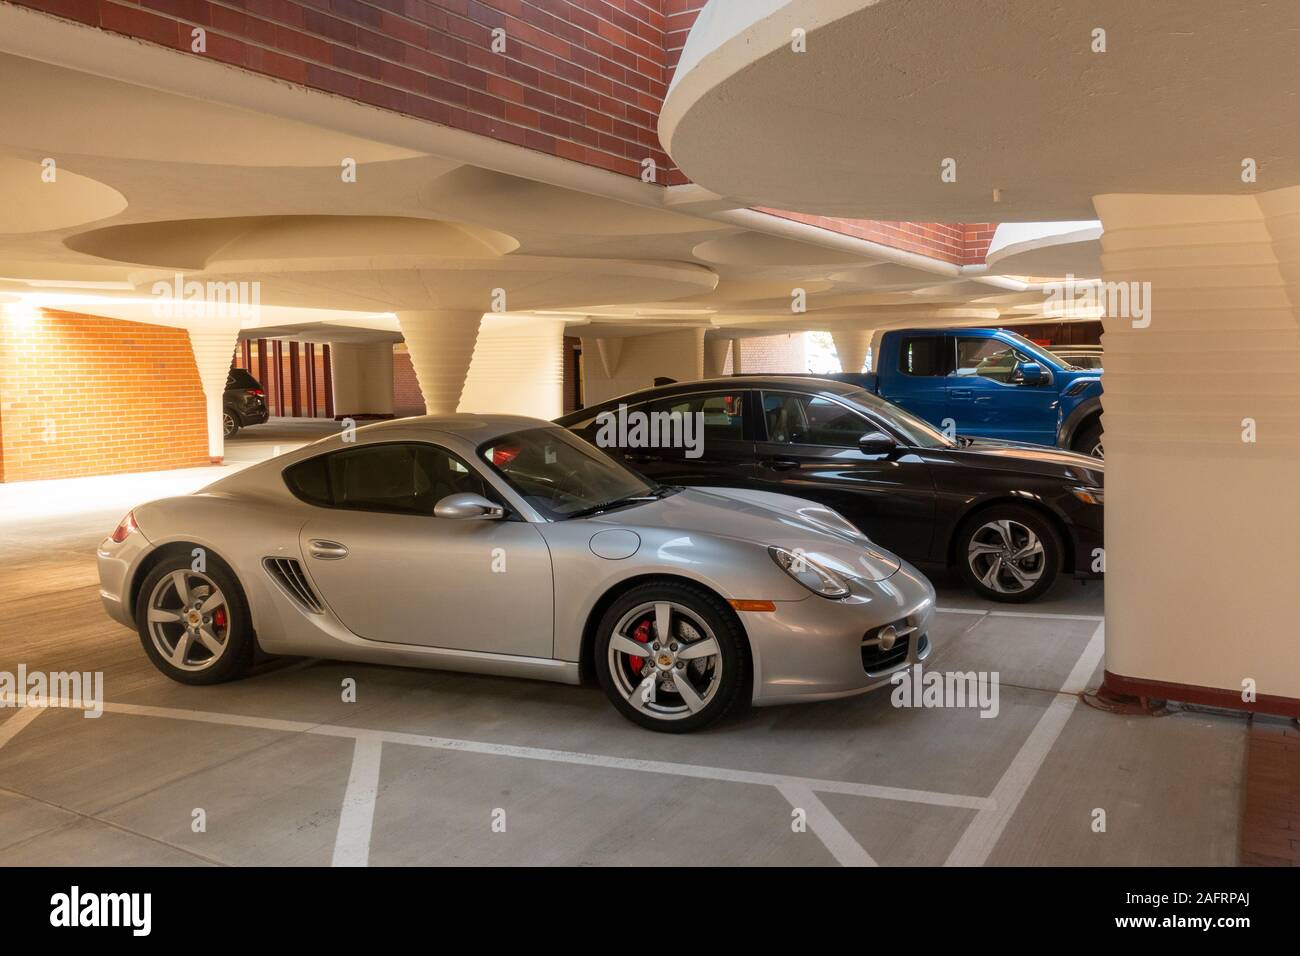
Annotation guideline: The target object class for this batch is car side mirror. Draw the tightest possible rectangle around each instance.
[858,431,897,456]
[434,493,505,520]
[1013,361,1049,386]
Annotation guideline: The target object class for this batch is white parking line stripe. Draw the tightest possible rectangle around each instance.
[934,606,988,616]
[776,781,876,867]
[0,693,992,811]
[935,606,1103,622]
[943,620,1106,867]
[309,724,994,810]
[0,707,44,750]
[332,735,383,868]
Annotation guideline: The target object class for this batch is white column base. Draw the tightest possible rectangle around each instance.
[459,316,567,419]
[831,329,874,374]
[398,311,483,415]
[187,325,241,462]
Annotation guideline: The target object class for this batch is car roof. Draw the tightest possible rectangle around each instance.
[570,375,865,414]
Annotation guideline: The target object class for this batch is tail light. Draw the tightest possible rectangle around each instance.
[248,388,264,397]
[110,511,137,543]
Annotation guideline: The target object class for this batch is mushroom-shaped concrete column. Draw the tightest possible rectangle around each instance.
[187,324,241,462]
[396,311,485,415]
[831,329,874,374]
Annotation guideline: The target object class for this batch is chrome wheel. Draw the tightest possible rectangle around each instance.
[146,570,232,672]
[607,601,722,722]
[1091,439,1105,459]
[966,519,1046,595]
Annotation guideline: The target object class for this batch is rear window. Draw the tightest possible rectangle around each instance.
[283,442,489,516]
[227,368,261,390]
[898,337,947,376]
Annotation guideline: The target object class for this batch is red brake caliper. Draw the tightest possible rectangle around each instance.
[213,607,228,634]
[628,617,652,674]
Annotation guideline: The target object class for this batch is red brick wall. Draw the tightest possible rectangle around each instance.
[755,210,997,266]
[7,0,675,180]
[0,309,209,481]
[392,348,425,416]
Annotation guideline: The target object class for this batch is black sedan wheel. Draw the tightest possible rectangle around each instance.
[956,505,1062,603]
[223,411,240,439]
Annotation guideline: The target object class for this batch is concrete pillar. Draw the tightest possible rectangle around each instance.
[397,310,483,415]
[459,316,567,419]
[832,329,875,373]
[187,324,241,462]
[329,342,394,419]
[731,337,746,374]
[595,338,623,378]
[580,328,705,406]
[704,336,732,377]
[1094,185,1300,711]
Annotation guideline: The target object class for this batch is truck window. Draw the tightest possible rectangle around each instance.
[899,336,947,376]
[955,337,1028,384]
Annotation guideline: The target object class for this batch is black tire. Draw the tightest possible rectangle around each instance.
[594,580,749,733]
[223,410,241,439]
[1072,420,1104,459]
[955,504,1063,603]
[134,553,256,685]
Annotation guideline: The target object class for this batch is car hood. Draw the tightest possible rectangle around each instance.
[588,486,902,582]
[952,437,1104,484]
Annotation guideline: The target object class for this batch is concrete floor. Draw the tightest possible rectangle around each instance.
[0,424,1246,866]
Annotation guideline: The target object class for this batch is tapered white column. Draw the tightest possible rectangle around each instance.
[187,324,241,462]
[459,316,567,419]
[329,342,394,419]
[1095,186,1300,708]
[704,336,732,377]
[397,311,483,415]
[832,329,874,374]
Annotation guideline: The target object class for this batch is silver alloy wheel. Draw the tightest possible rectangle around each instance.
[222,412,236,437]
[966,519,1046,595]
[146,570,232,672]
[1091,439,1105,459]
[608,600,722,722]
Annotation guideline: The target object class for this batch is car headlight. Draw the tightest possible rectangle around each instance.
[768,546,851,599]
[1071,486,1104,505]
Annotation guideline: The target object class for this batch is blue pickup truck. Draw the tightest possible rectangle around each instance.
[849,328,1104,457]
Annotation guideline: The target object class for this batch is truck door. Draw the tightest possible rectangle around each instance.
[947,334,1059,444]
[882,333,951,429]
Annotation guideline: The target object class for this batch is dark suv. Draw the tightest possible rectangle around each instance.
[224,368,269,438]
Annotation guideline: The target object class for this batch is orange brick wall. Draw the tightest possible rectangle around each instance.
[0,309,209,482]
[393,348,425,417]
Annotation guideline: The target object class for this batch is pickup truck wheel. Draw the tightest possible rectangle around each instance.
[957,505,1063,603]
[1073,422,1104,459]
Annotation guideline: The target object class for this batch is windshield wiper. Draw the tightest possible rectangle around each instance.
[566,486,672,519]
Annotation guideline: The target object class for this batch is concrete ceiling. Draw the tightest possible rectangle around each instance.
[0,24,1099,340]
[660,0,1300,221]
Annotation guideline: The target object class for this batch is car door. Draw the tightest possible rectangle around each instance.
[748,391,938,562]
[887,333,951,427]
[947,335,1059,444]
[287,441,554,658]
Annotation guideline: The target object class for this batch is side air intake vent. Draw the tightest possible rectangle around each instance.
[263,557,324,614]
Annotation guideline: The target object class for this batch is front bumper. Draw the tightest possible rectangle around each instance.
[742,562,936,706]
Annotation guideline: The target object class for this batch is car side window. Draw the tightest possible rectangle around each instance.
[898,336,947,376]
[284,442,488,516]
[648,391,746,445]
[762,392,869,447]
[954,337,1028,384]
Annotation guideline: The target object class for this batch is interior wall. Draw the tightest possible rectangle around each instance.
[580,328,705,406]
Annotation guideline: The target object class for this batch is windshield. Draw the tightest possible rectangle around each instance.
[1000,330,1062,369]
[479,427,660,520]
[838,387,956,449]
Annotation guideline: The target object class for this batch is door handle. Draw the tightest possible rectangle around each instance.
[308,539,349,560]
[950,389,973,399]
[623,452,662,464]
[761,458,800,472]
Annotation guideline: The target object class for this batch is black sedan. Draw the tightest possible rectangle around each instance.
[556,376,1104,602]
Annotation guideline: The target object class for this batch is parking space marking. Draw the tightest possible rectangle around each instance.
[936,607,1104,622]
[777,781,876,866]
[943,620,1106,867]
[332,735,383,868]
[0,707,44,750]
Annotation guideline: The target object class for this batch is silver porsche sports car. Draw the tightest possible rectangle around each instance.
[97,416,935,731]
